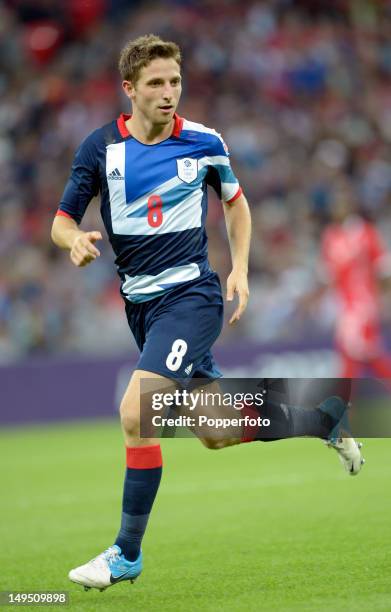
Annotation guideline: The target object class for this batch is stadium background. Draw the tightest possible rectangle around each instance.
[1,2,391,611]
[2,0,391,423]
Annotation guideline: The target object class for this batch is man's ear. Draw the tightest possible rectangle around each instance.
[122,80,135,100]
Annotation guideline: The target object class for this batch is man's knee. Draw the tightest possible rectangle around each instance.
[119,402,140,437]
[120,369,174,438]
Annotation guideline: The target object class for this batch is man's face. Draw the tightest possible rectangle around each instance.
[124,57,182,125]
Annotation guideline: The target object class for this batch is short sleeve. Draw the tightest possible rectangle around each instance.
[205,131,242,204]
[57,132,100,224]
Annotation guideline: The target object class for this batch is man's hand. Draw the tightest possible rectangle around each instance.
[226,268,249,324]
[70,231,102,267]
[51,215,103,267]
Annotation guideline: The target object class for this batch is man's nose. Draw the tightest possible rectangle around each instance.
[162,85,173,99]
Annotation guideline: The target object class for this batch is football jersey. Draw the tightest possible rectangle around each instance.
[57,113,242,303]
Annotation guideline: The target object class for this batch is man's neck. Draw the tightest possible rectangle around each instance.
[125,112,174,145]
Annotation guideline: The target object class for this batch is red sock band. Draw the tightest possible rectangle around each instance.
[126,444,163,469]
[241,405,260,443]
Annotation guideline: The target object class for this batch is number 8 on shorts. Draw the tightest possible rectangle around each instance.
[166,339,188,372]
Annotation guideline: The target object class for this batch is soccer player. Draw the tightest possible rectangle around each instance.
[320,184,391,378]
[51,35,363,592]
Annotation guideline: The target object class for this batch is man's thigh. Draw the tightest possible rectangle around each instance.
[136,282,223,382]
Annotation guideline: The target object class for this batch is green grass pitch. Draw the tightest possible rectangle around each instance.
[1,420,391,611]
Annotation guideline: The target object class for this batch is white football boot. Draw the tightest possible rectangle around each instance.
[319,396,365,476]
[68,545,142,591]
[326,436,364,476]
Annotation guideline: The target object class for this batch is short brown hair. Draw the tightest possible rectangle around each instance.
[118,34,181,83]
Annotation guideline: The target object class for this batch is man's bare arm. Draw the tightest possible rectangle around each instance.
[223,193,251,324]
[51,215,102,268]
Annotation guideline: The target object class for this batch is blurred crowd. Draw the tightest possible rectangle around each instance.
[1,0,391,362]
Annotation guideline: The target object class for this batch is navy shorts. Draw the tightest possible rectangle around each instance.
[125,272,224,383]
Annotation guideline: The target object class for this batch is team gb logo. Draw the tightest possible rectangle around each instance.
[177,158,198,183]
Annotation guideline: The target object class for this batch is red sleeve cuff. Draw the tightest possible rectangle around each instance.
[226,186,243,205]
[56,209,74,220]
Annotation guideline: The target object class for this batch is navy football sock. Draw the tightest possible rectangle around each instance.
[115,445,162,562]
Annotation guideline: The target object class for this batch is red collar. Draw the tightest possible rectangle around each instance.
[117,113,183,139]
